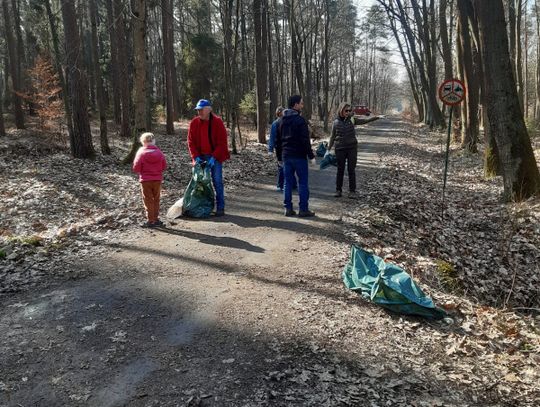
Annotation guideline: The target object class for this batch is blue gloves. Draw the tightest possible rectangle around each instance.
[195,156,203,165]
[208,156,216,168]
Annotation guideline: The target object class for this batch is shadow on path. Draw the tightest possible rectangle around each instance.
[153,226,265,253]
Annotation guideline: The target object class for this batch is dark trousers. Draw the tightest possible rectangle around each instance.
[335,147,357,192]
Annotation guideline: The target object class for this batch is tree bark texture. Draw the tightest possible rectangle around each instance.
[440,0,454,80]
[124,0,148,164]
[90,0,111,155]
[254,0,268,143]
[61,0,95,158]
[474,0,540,200]
[113,0,132,138]
[106,0,122,125]
[162,0,175,134]
[45,0,73,138]
[2,0,25,128]
[0,78,6,136]
[457,0,479,152]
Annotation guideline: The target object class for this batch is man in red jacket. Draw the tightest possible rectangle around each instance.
[187,99,230,216]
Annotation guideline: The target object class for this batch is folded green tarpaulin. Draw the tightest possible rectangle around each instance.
[343,245,446,319]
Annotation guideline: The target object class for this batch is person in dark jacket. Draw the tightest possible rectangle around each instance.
[327,102,358,198]
[276,95,315,217]
[268,106,297,191]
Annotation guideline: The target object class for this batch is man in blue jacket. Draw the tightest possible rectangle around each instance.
[276,95,315,217]
[268,106,297,191]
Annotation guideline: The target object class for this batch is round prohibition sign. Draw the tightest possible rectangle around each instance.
[438,79,466,106]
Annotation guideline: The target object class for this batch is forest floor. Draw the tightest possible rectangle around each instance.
[0,117,539,406]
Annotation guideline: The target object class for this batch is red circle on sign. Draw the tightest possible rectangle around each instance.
[438,79,466,106]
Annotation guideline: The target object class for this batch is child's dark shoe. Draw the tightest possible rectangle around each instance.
[140,221,155,228]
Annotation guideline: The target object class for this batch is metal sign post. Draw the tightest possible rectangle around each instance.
[438,79,466,218]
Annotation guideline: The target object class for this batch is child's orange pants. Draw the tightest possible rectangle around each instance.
[140,181,162,222]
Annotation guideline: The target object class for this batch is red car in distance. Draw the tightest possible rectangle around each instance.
[353,105,371,116]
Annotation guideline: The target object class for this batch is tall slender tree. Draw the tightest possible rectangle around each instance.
[162,0,175,134]
[2,0,25,128]
[253,0,268,143]
[113,0,132,138]
[60,0,95,158]
[90,0,111,154]
[457,0,479,152]
[124,0,148,164]
[0,75,6,137]
[106,0,122,125]
[44,0,73,138]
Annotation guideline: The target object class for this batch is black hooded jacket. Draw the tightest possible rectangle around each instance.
[275,109,314,161]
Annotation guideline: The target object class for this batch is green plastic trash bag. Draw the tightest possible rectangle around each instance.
[319,153,337,170]
[343,245,446,319]
[182,163,215,218]
[316,142,328,157]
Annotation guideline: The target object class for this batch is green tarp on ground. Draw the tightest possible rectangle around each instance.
[343,245,446,320]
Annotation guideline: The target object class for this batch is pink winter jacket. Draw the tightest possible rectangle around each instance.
[132,144,167,182]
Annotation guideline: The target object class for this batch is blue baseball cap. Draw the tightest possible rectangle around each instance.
[194,99,212,110]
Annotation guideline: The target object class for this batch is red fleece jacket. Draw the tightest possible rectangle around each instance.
[187,113,230,164]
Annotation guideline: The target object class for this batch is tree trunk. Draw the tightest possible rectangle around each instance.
[267,1,277,123]
[322,0,331,131]
[11,0,26,90]
[0,77,5,136]
[253,0,268,143]
[45,0,73,138]
[289,1,305,98]
[124,0,148,164]
[166,2,180,120]
[113,0,132,138]
[536,0,540,120]
[220,0,237,126]
[105,0,122,125]
[395,0,443,127]
[474,0,540,200]
[457,0,479,152]
[61,0,95,158]
[162,0,174,134]
[2,0,25,128]
[509,0,524,111]
[90,0,111,155]
[440,0,454,79]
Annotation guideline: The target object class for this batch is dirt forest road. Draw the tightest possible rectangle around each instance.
[2,118,485,407]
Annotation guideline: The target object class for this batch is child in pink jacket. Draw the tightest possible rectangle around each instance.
[132,133,167,227]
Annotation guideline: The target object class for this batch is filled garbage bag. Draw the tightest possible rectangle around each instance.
[319,153,337,170]
[316,142,328,157]
[343,245,446,320]
[181,163,215,218]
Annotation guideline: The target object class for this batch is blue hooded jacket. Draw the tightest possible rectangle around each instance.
[275,109,314,161]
